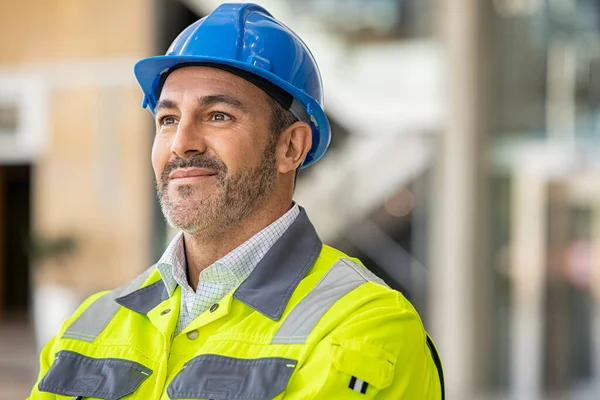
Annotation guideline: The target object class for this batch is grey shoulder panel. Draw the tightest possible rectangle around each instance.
[271,258,388,345]
[61,266,155,342]
[340,258,390,288]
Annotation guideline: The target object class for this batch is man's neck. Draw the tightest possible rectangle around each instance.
[183,199,292,291]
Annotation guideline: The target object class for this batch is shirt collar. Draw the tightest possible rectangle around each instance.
[157,204,301,296]
[156,232,186,296]
[202,204,300,284]
[117,206,322,319]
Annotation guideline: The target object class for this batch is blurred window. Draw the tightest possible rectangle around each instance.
[490,0,600,139]
[287,0,437,42]
[0,103,18,133]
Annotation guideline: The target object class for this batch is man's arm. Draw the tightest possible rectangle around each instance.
[27,291,108,399]
[284,288,443,399]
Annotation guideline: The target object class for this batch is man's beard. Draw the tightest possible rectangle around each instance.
[157,139,278,237]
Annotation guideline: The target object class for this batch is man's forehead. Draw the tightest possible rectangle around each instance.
[157,65,271,109]
[162,66,253,92]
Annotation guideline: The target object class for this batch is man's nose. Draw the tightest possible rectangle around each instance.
[170,118,207,159]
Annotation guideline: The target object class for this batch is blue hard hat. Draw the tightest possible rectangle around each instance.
[134,3,330,168]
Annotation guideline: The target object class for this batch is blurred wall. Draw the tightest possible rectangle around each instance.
[0,0,155,300]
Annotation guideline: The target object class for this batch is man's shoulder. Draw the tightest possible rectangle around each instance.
[66,266,161,325]
[314,245,397,299]
[306,247,421,329]
[324,256,415,314]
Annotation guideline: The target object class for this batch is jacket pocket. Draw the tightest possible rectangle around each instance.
[314,339,395,399]
[167,354,297,399]
[38,350,152,400]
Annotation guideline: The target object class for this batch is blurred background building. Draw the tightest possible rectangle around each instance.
[0,0,599,399]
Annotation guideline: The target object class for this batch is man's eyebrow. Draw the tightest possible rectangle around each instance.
[155,99,177,112]
[198,94,249,111]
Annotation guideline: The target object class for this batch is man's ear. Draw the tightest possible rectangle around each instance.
[276,121,312,174]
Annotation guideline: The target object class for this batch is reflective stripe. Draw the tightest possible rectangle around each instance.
[271,258,388,344]
[62,267,154,342]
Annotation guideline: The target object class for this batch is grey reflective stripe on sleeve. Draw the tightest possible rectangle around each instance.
[61,266,155,342]
[271,258,389,345]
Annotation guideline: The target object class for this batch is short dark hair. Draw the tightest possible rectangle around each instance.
[265,95,302,185]
[266,95,298,139]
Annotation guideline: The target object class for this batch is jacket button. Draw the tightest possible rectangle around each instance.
[186,330,199,340]
[160,308,171,315]
[209,303,219,313]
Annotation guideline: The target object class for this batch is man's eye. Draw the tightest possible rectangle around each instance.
[160,116,177,126]
[210,112,232,122]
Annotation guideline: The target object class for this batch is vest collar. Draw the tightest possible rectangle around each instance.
[233,207,322,320]
[115,279,170,314]
[115,207,322,320]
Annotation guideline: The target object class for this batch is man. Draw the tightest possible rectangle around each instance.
[29,3,444,399]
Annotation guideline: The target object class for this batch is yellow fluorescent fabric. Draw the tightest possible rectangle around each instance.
[28,208,443,399]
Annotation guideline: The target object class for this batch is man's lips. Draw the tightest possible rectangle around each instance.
[168,168,217,182]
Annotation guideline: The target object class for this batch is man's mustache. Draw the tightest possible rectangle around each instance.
[160,154,227,185]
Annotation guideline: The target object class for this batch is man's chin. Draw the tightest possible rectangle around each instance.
[161,201,209,230]
[165,215,206,234]
[166,187,215,207]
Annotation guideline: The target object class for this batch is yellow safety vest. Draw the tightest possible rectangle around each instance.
[29,209,444,399]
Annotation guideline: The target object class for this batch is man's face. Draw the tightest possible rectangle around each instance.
[151,66,278,236]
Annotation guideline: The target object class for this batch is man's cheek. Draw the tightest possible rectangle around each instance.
[151,158,167,184]
[151,137,168,169]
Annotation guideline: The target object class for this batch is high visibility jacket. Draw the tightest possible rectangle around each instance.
[29,209,444,399]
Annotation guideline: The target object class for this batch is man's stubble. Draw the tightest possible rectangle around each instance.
[157,137,278,238]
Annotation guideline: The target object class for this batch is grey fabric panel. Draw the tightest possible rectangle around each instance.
[340,258,390,289]
[115,279,170,314]
[271,258,370,345]
[62,266,155,342]
[167,354,296,399]
[234,207,322,321]
[38,350,152,400]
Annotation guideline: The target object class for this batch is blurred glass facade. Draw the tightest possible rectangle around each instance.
[488,1,600,397]
[287,0,437,40]
[490,0,600,139]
